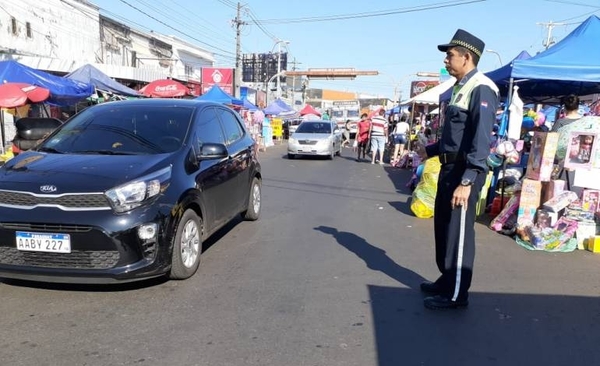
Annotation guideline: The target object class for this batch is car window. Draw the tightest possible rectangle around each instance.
[196,107,225,145]
[40,105,193,154]
[216,108,244,145]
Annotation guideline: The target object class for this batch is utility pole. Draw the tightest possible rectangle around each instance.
[289,57,302,108]
[233,2,247,98]
[537,21,566,50]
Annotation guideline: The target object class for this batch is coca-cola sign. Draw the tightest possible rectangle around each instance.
[154,85,178,92]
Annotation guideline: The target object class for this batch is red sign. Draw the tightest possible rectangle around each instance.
[410,80,439,98]
[201,67,234,94]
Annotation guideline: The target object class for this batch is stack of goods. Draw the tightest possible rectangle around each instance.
[489,130,600,252]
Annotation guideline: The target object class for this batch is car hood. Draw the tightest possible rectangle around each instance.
[0,151,173,193]
[291,133,331,140]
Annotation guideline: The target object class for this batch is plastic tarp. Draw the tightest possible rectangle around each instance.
[241,97,258,111]
[299,104,320,116]
[65,64,140,97]
[400,77,456,106]
[263,98,294,115]
[509,15,600,99]
[196,84,243,105]
[0,60,93,106]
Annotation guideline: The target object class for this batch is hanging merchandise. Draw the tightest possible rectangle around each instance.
[507,86,523,140]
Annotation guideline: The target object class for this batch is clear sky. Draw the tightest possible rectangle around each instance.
[95,0,600,100]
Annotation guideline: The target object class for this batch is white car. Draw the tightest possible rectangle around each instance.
[288,120,342,159]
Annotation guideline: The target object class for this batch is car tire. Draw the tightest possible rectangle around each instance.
[288,153,295,159]
[169,209,202,280]
[243,177,261,221]
[328,146,335,160]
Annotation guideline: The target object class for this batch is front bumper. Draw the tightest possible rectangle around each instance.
[288,141,332,156]
[0,205,174,284]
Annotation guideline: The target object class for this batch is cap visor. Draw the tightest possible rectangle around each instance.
[437,43,453,52]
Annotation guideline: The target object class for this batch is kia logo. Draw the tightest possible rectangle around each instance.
[40,185,57,193]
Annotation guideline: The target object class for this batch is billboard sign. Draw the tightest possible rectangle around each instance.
[410,80,439,98]
[201,67,234,94]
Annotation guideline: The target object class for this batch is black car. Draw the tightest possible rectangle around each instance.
[0,99,261,283]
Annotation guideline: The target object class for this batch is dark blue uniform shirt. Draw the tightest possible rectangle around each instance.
[426,69,499,183]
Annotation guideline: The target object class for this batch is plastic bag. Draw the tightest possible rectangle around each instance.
[410,157,441,218]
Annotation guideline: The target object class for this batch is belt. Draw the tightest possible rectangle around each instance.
[439,152,465,165]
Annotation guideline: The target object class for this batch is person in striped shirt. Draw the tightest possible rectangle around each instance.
[368,109,389,165]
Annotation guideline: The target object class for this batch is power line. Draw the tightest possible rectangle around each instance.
[117,0,235,58]
[251,0,486,24]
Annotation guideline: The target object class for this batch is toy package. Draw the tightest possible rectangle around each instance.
[542,191,579,213]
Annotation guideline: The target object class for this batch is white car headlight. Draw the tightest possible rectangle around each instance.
[289,137,297,144]
[105,166,171,213]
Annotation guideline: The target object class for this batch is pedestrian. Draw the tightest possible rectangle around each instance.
[416,29,499,310]
[342,119,351,147]
[369,109,388,165]
[391,114,410,165]
[550,94,580,132]
[355,113,371,161]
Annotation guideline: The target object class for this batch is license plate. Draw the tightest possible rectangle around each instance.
[16,231,71,253]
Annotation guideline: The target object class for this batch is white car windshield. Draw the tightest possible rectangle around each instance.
[296,122,332,134]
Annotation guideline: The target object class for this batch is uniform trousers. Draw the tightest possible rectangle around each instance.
[433,162,486,302]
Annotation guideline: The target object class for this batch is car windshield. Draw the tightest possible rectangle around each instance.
[347,110,359,118]
[295,122,332,134]
[332,110,344,118]
[37,104,193,155]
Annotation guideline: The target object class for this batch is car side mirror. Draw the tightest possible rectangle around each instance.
[198,142,228,160]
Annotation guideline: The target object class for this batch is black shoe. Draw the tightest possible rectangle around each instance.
[424,295,468,310]
[420,281,442,295]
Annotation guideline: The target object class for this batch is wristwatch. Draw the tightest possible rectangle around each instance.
[460,178,473,186]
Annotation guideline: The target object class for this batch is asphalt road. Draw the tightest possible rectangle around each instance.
[1,143,600,366]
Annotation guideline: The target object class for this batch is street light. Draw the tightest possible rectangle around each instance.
[485,49,503,66]
[272,39,290,99]
[265,71,286,108]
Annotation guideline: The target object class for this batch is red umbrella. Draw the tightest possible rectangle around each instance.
[140,79,191,98]
[0,83,50,108]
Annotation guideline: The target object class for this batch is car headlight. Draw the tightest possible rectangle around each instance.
[289,137,297,144]
[105,166,172,213]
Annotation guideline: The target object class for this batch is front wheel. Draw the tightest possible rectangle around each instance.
[169,210,202,280]
[243,177,261,221]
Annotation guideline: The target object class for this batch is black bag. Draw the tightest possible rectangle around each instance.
[15,118,62,140]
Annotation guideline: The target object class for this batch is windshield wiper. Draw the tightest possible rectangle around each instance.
[37,147,64,154]
[72,150,137,155]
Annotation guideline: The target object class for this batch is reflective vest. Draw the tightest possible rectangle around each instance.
[450,71,499,109]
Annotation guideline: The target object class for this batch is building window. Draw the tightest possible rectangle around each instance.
[11,17,17,35]
[26,22,31,38]
[184,64,193,77]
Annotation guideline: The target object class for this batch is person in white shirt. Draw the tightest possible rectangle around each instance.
[391,114,410,166]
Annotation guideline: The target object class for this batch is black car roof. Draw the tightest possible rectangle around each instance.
[95,99,226,110]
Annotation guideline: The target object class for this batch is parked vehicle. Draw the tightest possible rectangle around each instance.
[287,120,342,159]
[0,99,261,283]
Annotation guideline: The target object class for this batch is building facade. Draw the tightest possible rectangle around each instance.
[0,0,215,90]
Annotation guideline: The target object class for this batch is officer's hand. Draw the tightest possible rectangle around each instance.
[452,185,471,210]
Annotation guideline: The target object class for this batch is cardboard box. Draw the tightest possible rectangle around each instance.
[517,179,542,227]
[581,189,600,213]
[525,132,559,181]
[565,131,599,170]
[585,235,600,253]
[541,179,566,204]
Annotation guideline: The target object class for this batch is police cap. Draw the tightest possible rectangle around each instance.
[437,29,485,57]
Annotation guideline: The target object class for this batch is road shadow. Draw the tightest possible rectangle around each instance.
[314,226,425,290]
[388,199,414,216]
[383,166,414,196]
[368,284,600,366]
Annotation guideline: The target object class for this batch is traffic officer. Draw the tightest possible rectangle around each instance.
[416,29,499,309]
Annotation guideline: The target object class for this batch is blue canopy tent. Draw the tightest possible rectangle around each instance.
[65,64,140,97]
[510,15,600,101]
[0,60,93,106]
[196,84,243,105]
[263,98,294,115]
[241,97,258,111]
